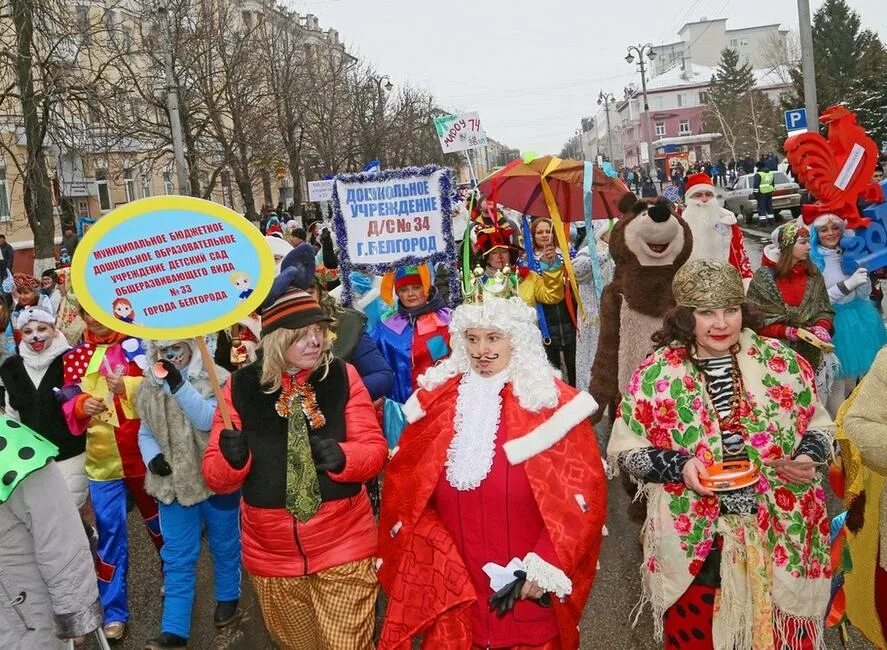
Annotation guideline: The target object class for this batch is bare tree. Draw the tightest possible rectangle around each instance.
[0,0,131,269]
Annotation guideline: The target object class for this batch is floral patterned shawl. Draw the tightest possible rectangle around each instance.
[608,330,834,650]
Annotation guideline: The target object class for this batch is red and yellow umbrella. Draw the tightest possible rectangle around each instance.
[477,155,628,320]
[477,155,627,222]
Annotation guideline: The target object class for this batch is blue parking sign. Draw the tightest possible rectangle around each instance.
[784,108,808,132]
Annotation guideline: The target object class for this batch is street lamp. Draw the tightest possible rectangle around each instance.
[625,43,657,176]
[368,75,393,161]
[597,90,616,163]
[153,3,189,194]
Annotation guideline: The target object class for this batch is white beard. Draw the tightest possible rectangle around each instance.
[684,197,732,262]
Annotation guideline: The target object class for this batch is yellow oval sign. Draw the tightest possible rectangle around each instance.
[71,196,274,340]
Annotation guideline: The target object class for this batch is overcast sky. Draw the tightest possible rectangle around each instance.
[286,0,887,156]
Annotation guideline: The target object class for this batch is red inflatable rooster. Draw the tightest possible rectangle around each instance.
[784,105,884,229]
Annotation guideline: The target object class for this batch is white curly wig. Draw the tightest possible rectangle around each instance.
[417,296,560,412]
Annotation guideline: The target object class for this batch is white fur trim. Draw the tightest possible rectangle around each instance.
[402,392,426,423]
[522,552,572,598]
[684,182,715,199]
[810,212,844,230]
[718,208,737,225]
[503,391,597,464]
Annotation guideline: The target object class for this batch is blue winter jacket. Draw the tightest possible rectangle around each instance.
[349,333,393,401]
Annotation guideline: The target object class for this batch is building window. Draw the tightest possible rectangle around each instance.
[163,171,174,195]
[729,38,738,47]
[96,169,111,211]
[141,173,151,198]
[677,94,684,108]
[679,120,691,135]
[699,91,709,104]
[123,168,136,203]
[655,122,666,136]
[0,167,10,220]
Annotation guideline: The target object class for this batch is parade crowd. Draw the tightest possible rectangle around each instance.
[2,154,887,650]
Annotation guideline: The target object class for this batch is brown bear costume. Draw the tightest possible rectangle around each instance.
[590,197,693,422]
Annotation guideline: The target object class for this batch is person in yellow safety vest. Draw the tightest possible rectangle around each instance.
[753,163,776,224]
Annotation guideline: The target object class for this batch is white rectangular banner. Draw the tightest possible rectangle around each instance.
[433,112,487,154]
[334,168,450,267]
[308,180,335,202]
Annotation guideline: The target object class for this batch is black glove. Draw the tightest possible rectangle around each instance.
[159,359,183,393]
[219,429,249,469]
[310,437,345,473]
[487,570,551,617]
[488,572,525,617]
[148,453,172,477]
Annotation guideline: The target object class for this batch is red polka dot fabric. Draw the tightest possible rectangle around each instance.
[63,343,96,384]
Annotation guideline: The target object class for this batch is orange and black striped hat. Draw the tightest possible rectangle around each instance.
[260,288,331,336]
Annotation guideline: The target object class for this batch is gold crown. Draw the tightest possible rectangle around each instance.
[462,266,521,304]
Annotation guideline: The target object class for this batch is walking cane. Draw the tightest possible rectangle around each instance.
[66,627,111,650]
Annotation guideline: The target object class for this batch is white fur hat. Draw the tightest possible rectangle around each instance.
[15,305,55,331]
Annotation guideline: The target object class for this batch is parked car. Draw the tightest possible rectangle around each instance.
[721,172,802,222]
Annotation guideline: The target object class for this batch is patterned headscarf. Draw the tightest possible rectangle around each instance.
[775,221,809,250]
[13,273,39,290]
[672,259,747,309]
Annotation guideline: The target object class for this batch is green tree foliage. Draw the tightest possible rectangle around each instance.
[787,0,885,143]
[706,48,781,160]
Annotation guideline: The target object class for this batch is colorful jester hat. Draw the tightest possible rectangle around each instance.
[0,416,58,504]
[380,264,433,306]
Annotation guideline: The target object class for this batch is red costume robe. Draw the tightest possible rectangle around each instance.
[378,376,606,649]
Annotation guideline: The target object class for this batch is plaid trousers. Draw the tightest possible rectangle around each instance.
[251,558,377,650]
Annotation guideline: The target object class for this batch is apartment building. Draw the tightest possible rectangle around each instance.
[0,0,348,270]
[651,17,788,76]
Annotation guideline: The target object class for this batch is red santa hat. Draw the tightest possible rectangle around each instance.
[683,173,716,199]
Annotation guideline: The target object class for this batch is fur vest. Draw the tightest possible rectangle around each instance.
[136,370,229,506]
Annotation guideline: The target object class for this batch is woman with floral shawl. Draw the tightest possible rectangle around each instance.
[608,259,835,650]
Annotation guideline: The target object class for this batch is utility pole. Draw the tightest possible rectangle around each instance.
[156,4,189,194]
[797,0,818,129]
[598,90,616,161]
[626,44,657,176]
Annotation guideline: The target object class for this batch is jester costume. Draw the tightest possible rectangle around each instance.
[373,266,451,404]
[61,328,162,626]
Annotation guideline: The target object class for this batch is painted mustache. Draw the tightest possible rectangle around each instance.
[470,353,500,362]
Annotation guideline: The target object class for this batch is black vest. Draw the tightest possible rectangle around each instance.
[231,357,359,508]
[0,355,86,461]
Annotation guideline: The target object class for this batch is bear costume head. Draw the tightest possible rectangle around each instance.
[608,197,693,316]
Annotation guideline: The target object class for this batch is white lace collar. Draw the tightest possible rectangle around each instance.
[445,369,509,491]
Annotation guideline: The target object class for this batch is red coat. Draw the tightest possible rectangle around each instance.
[378,376,607,649]
[202,363,387,577]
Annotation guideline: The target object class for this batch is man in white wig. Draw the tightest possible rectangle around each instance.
[376,272,608,650]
